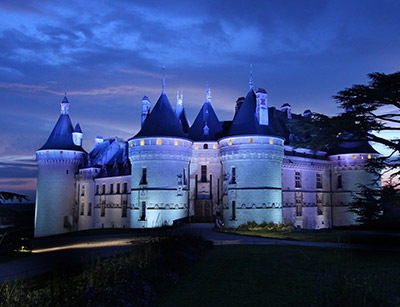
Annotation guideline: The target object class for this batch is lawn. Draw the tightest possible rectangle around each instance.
[220,227,400,246]
[160,245,400,307]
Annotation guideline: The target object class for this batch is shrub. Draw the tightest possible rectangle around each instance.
[0,235,213,306]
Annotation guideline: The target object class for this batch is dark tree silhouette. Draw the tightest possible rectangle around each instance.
[0,191,28,204]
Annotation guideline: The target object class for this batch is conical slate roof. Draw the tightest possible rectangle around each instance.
[189,101,222,141]
[178,108,190,134]
[39,114,85,151]
[134,93,185,138]
[227,89,277,136]
[73,122,82,133]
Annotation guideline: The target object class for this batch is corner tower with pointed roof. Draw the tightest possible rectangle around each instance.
[219,75,285,227]
[35,95,86,237]
[128,73,192,228]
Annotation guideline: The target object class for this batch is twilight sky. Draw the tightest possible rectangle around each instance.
[1,0,399,201]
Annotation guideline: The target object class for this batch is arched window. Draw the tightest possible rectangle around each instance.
[203,144,208,149]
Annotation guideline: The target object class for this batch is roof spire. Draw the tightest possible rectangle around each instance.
[61,93,69,115]
[249,64,254,90]
[162,66,166,94]
[206,82,211,103]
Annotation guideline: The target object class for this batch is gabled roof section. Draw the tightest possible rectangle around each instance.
[189,102,222,141]
[39,114,85,151]
[133,93,185,138]
[226,90,276,137]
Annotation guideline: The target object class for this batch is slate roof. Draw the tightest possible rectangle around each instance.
[39,114,85,151]
[189,101,222,141]
[327,141,379,155]
[133,93,185,138]
[73,122,82,133]
[177,108,190,134]
[226,90,277,137]
[88,139,113,161]
[96,147,131,178]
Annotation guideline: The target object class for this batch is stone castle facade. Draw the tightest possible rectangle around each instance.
[34,77,379,237]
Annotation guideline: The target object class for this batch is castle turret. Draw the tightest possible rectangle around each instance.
[129,73,192,228]
[221,88,284,227]
[35,95,86,237]
[72,122,83,146]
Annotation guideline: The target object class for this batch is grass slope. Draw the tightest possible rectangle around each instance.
[160,245,400,307]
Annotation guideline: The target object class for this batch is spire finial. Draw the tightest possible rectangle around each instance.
[162,66,166,94]
[206,82,211,103]
[249,64,254,90]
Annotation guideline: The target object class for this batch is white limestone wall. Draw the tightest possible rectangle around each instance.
[129,137,192,228]
[281,155,331,229]
[93,176,131,229]
[219,136,284,228]
[190,141,222,218]
[329,153,381,226]
[76,167,100,230]
[35,150,84,237]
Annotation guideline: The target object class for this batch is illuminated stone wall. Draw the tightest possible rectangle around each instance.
[219,136,284,228]
[329,153,381,226]
[35,150,84,237]
[128,137,192,228]
[281,154,332,229]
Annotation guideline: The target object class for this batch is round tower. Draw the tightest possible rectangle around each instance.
[328,141,380,226]
[129,78,192,228]
[35,95,85,237]
[220,135,284,227]
[220,83,285,227]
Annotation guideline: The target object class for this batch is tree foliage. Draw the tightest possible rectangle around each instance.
[349,185,400,227]
[0,192,28,204]
[291,72,400,186]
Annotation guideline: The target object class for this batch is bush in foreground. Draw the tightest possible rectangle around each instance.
[235,221,294,232]
[0,235,213,307]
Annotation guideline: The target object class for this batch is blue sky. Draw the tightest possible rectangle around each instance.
[1,0,399,201]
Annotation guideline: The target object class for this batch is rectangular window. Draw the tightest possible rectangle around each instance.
[201,165,207,182]
[80,203,84,216]
[140,201,146,221]
[316,173,323,189]
[96,185,99,195]
[231,201,236,220]
[88,202,92,216]
[117,183,120,194]
[102,184,106,194]
[317,194,323,215]
[295,193,302,216]
[123,182,128,193]
[230,167,236,184]
[183,168,187,185]
[140,168,147,185]
[295,171,301,188]
[81,185,85,196]
[337,175,343,189]
[110,184,114,194]
[122,200,127,217]
[101,202,105,217]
